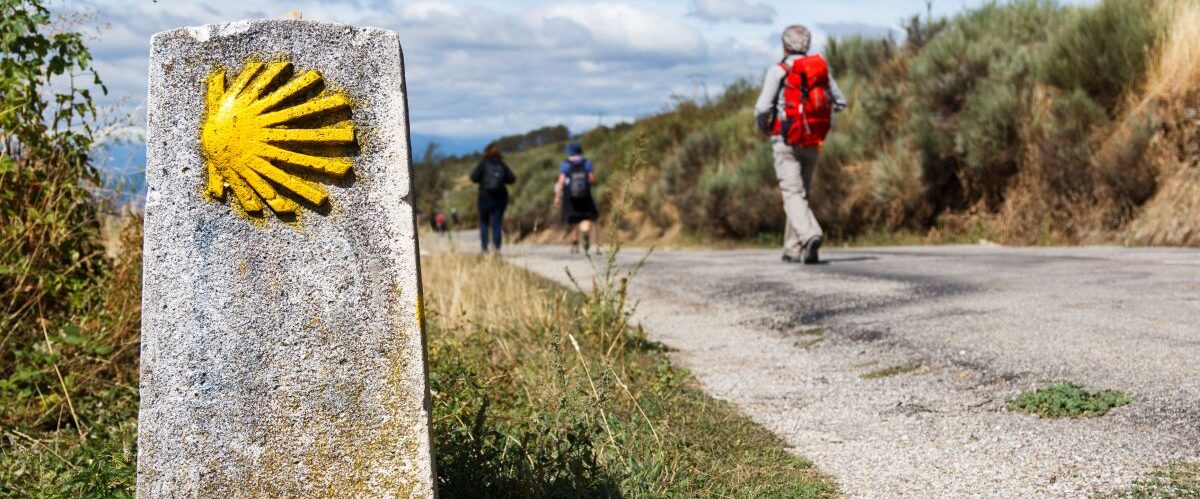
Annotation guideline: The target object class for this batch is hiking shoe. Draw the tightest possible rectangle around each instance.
[801,236,823,264]
[782,253,802,263]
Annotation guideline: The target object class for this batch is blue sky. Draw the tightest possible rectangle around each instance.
[64,0,1092,152]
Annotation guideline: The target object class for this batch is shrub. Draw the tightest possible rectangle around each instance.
[1,2,145,496]
[826,36,897,81]
[1039,0,1161,111]
[908,1,1066,210]
[871,139,930,229]
[1093,111,1158,209]
[1,0,107,360]
[696,142,781,238]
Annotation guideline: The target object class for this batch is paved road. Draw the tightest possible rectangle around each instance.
[505,244,1200,498]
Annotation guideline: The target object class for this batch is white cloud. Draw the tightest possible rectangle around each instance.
[689,0,775,24]
[364,1,731,137]
[397,1,467,21]
[530,3,708,62]
[62,0,786,141]
[818,22,898,41]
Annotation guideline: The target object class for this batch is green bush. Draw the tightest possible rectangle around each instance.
[1026,88,1109,196]
[908,0,1065,208]
[826,36,897,81]
[696,142,781,238]
[871,139,928,225]
[1039,0,1161,111]
[1,0,106,354]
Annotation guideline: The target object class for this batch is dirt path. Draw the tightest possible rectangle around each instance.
[505,244,1200,498]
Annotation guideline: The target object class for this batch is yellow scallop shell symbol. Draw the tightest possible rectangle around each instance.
[200,61,355,214]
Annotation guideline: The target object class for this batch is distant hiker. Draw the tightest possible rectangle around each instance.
[555,141,599,254]
[434,212,447,234]
[470,143,516,253]
[450,208,459,228]
[754,24,847,264]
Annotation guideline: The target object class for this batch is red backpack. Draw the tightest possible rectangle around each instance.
[774,54,833,147]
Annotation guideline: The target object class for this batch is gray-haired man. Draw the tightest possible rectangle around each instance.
[755,25,847,264]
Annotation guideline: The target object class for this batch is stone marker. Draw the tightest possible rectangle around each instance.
[139,20,435,497]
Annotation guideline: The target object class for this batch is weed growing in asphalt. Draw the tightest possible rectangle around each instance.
[861,363,923,380]
[1105,462,1200,498]
[787,327,827,349]
[1007,383,1131,418]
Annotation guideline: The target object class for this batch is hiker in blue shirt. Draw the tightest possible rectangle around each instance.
[469,143,516,253]
[554,141,599,254]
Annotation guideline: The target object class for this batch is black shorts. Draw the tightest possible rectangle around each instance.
[561,194,598,224]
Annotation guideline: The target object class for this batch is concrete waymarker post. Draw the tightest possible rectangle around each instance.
[139,20,435,497]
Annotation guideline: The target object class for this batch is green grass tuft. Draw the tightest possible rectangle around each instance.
[1106,462,1200,499]
[1007,383,1131,418]
[861,363,923,380]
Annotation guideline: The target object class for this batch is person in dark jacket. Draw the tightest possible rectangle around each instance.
[554,141,599,254]
[470,143,517,253]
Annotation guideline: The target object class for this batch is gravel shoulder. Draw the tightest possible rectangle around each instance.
[507,244,1200,498]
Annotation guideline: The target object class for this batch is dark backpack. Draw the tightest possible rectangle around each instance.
[565,160,591,199]
[481,160,507,194]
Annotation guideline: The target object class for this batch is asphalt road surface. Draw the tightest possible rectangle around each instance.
[503,243,1200,498]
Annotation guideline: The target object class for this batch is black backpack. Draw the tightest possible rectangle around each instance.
[566,160,590,199]
[481,160,507,194]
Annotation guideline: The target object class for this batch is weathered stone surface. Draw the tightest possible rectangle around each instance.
[139,20,434,497]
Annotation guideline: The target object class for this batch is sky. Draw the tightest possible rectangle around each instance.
[62,0,1090,154]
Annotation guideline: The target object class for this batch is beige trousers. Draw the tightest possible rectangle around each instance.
[772,141,823,257]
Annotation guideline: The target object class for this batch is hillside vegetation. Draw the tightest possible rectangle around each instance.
[424,0,1200,247]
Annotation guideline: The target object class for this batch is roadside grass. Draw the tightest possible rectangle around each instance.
[422,251,836,498]
[1104,462,1200,498]
[0,216,142,498]
[861,363,924,380]
[1007,383,1132,418]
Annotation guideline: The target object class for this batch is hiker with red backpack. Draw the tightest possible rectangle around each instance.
[470,143,517,253]
[755,25,847,264]
[555,141,599,254]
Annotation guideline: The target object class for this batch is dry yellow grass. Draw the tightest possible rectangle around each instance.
[1142,0,1200,105]
[421,251,557,334]
[1123,0,1200,246]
